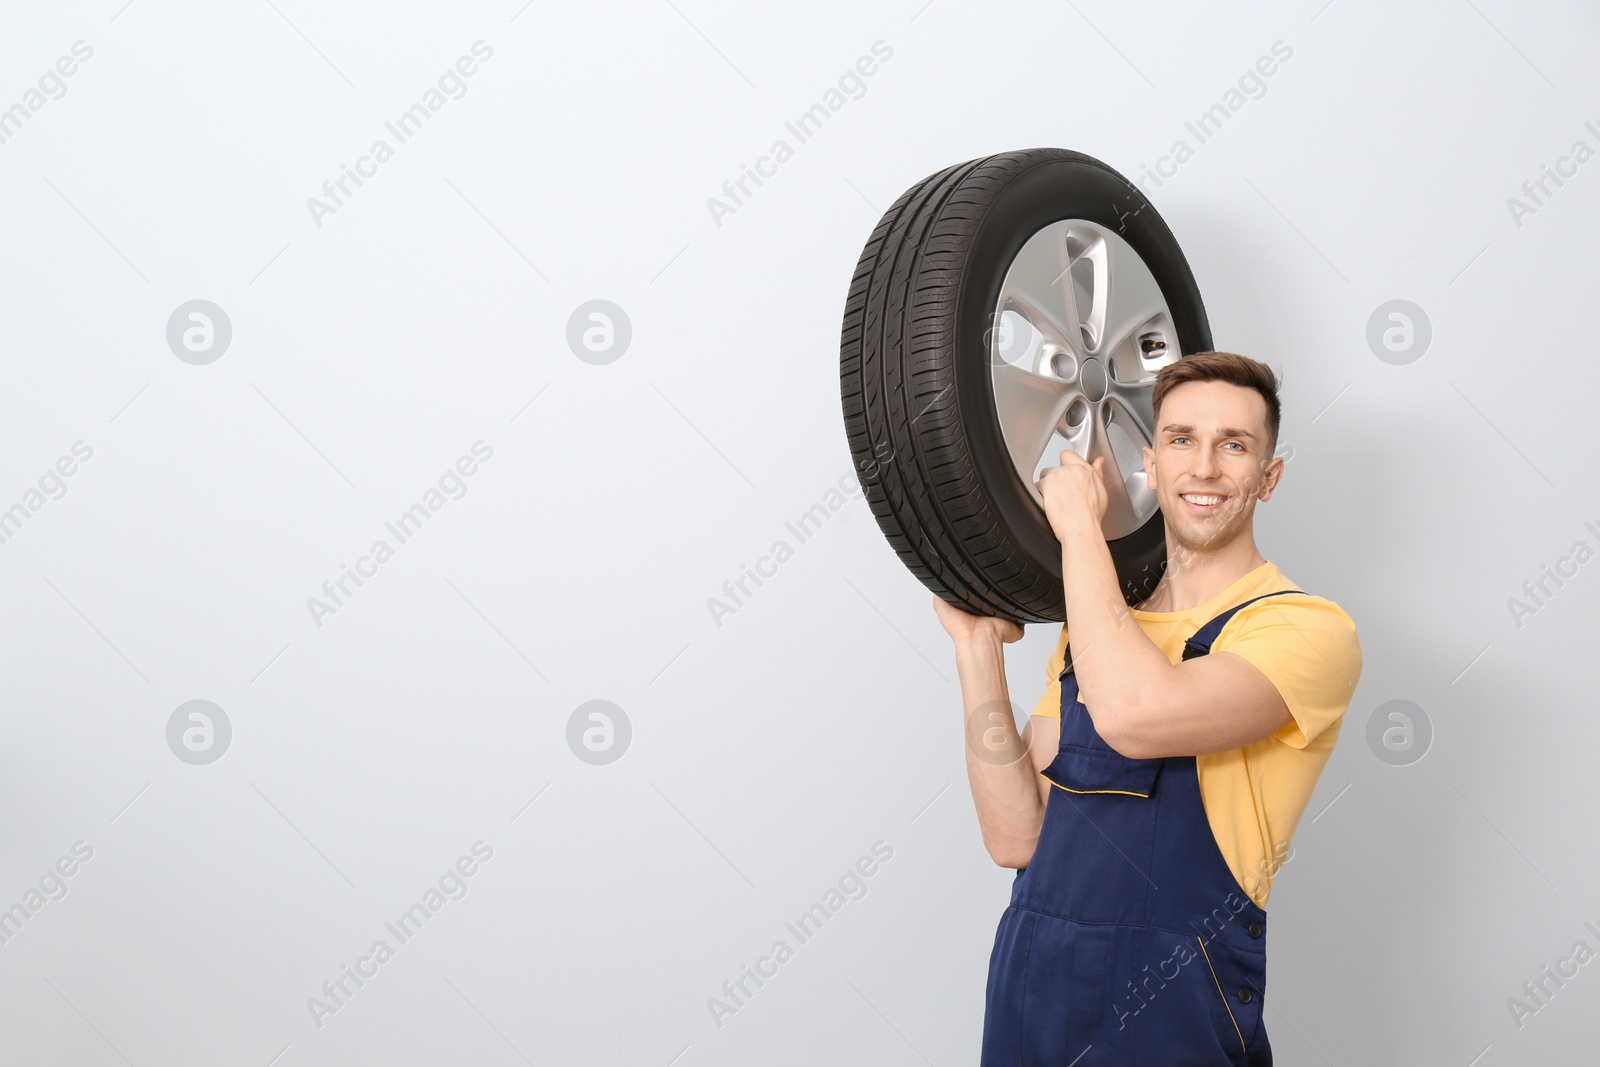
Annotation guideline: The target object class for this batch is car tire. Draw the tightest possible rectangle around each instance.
[839,147,1213,622]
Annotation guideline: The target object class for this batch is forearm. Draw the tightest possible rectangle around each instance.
[953,633,1042,867]
[1058,526,1176,747]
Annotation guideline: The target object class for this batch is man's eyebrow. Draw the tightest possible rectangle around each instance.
[1160,423,1259,441]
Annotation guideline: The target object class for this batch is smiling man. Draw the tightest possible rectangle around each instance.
[934,351,1361,1065]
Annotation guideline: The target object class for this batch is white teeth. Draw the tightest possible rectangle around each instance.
[1182,494,1224,505]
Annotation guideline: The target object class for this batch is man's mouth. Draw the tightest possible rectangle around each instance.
[1178,492,1228,514]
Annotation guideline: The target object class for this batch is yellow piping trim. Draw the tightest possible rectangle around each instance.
[1040,771,1151,798]
[1046,780,1150,798]
[1195,936,1248,1056]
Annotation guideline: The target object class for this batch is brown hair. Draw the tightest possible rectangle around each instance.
[1151,351,1281,457]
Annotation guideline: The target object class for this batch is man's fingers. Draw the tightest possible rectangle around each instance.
[1055,448,1103,470]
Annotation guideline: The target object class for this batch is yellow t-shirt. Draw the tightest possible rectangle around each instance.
[1030,560,1362,909]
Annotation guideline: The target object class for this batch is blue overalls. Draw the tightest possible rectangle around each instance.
[982,591,1307,1066]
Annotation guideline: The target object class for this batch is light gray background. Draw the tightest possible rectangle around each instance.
[1,0,1596,1063]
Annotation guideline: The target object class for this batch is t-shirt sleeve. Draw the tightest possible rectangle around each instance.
[1214,595,1363,749]
[1031,624,1070,720]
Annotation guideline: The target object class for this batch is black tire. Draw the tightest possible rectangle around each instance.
[839,148,1213,623]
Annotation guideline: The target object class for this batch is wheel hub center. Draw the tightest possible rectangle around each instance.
[1079,357,1108,402]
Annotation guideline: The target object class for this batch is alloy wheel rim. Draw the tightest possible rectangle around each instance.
[988,219,1183,541]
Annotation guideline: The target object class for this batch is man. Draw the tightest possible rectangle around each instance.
[934,351,1362,1064]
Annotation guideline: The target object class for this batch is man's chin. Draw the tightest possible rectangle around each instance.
[1166,516,1244,555]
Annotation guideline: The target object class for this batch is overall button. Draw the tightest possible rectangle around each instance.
[1237,988,1253,1004]
[1247,922,1263,938]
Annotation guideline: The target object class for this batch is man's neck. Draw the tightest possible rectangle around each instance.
[1137,536,1267,613]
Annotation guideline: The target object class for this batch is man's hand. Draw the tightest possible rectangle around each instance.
[933,595,1024,648]
[1039,448,1109,541]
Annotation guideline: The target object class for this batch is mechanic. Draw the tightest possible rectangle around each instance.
[934,351,1362,1064]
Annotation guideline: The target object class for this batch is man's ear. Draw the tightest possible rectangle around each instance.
[1258,454,1285,502]
[1141,444,1156,490]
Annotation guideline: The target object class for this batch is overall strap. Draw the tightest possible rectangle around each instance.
[1180,590,1309,661]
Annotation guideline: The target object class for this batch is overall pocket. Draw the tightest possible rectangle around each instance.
[1042,743,1165,798]
[1194,934,1268,1064]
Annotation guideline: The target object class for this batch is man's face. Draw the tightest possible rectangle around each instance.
[1139,380,1282,557]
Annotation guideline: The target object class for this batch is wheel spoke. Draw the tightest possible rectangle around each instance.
[999,224,1083,352]
[1107,375,1158,447]
[993,361,1076,486]
[1092,230,1168,359]
[1079,408,1141,537]
[1105,398,1159,522]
